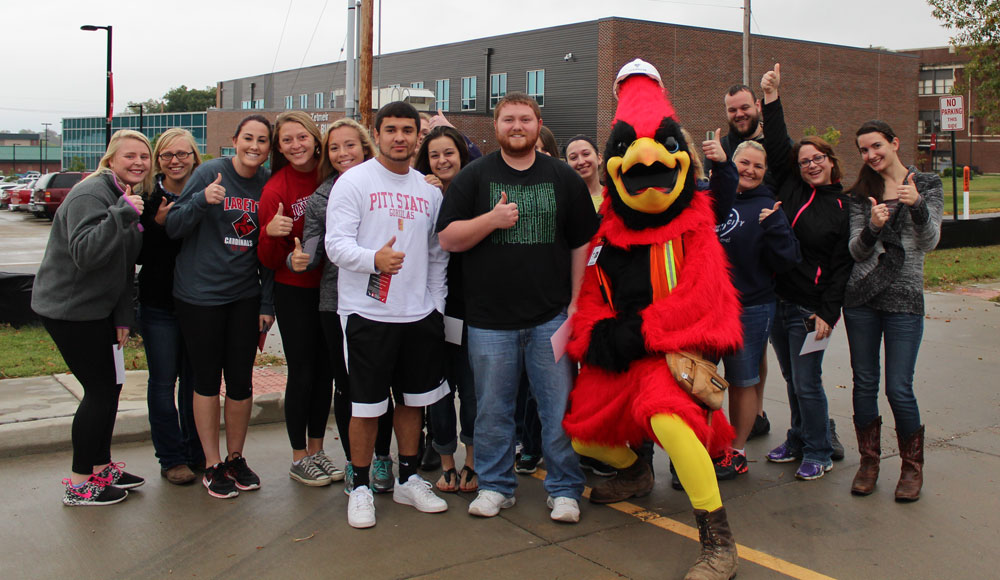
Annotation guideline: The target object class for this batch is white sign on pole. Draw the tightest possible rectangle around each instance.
[940,96,965,131]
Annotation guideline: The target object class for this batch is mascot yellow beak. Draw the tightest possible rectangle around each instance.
[606,137,690,214]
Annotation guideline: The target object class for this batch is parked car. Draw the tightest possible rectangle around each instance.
[30,172,90,219]
[0,183,21,209]
[7,181,36,212]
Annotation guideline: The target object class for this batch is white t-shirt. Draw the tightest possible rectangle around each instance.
[325,158,447,323]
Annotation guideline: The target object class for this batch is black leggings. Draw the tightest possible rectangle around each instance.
[42,316,122,475]
[275,283,333,449]
[174,297,259,401]
[320,311,393,461]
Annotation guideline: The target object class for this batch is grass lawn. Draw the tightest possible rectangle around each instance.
[0,324,147,379]
[924,244,1000,288]
[940,173,1000,214]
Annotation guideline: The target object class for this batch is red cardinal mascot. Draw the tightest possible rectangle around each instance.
[563,59,742,580]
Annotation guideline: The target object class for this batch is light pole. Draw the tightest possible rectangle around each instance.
[80,24,113,148]
[41,122,51,173]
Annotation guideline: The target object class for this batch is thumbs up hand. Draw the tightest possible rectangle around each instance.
[702,127,726,163]
[204,173,225,204]
[761,63,781,96]
[266,202,293,237]
[759,200,782,223]
[154,196,175,225]
[490,191,519,230]
[898,173,921,207]
[289,237,310,272]
[374,235,405,275]
[123,185,144,215]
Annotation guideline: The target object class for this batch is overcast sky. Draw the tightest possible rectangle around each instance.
[2,0,954,133]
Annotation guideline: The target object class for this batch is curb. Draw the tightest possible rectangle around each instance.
[0,375,288,459]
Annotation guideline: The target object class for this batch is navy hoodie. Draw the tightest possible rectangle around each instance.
[716,182,801,306]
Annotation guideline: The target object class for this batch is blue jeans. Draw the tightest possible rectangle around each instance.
[843,305,923,436]
[138,304,202,469]
[468,312,585,500]
[769,300,833,465]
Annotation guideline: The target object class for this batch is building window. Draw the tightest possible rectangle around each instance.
[299,94,308,109]
[221,147,236,157]
[241,100,251,110]
[411,81,424,89]
[315,92,325,109]
[918,110,941,135]
[490,73,507,109]
[330,92,338,108]
[284,96,293,109]
[435,79,450,112]
[461,76,477,111]
[254,99,264,109]
[918,68,955,96]
[526,69,545,107]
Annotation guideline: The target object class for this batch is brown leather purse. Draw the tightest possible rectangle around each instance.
[665,351,729,411]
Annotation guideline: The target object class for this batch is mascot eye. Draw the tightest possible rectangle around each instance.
[663,136,680,154]
[615,141,628,155]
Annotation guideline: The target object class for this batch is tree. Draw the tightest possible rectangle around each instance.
[803,126,842,147]
[123,98,164,115]
[162,85,216,112]
[927,0,1000,131]
[67,157,86,172]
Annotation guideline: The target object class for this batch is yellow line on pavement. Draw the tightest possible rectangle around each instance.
[532,469,836,580]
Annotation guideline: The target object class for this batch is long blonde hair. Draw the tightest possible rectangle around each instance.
[84,129,154,194]
[152,128,202,178]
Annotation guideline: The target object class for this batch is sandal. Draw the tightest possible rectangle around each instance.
[459,465,479,493]
[436,468,458,492]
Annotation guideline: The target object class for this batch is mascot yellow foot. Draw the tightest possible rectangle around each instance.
[575,414,738,579]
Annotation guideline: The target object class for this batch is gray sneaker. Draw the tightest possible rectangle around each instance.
[830,418,845,461]
[289,456,332,487]
[343,463,355,496]
[372,455,394,493]
[311,450,346,482]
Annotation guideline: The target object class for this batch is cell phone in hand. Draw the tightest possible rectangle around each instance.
[804,317,816,333]
[706,130,715,141]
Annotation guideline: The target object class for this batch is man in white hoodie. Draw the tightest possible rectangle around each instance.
[326,101,449,529]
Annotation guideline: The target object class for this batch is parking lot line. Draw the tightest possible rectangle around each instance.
[532,469,836,580]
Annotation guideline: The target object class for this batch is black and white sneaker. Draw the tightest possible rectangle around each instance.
[225,453,261,491]
[203,463,239,499]
[94,462,145,490]
[62,477,127,506]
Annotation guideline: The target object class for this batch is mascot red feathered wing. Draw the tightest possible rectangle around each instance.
[563,61,742,580]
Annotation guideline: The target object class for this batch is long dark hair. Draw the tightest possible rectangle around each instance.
[414,126,470,178]
[849,120,898,203]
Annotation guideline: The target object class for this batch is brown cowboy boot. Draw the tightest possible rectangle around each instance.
[851,416,882,496]
[895,425,924,502]
[684,506,738,580]
[589,459,654,504]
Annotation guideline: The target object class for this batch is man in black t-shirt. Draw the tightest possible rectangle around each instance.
[437,92,597,523]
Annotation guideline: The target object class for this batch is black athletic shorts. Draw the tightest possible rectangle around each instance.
[343,311,447,417]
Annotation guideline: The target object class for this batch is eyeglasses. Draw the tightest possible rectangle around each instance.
[797,154,828,168]
[158,151,195,162]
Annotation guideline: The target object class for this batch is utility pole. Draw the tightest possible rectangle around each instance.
[41,123,52,173]
[742,0,751,86]
[359,0,373,131]
[345,0,357,119]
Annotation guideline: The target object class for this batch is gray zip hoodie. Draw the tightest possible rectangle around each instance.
[31,171,143,326]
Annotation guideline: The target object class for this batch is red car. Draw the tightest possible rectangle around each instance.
[30,172,90,219]
[6,181,35,212]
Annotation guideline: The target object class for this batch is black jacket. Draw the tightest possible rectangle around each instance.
[762,98,851,326]
[137,175,182,309]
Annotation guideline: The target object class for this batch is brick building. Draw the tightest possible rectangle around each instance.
[212,17,919,183]
[900,45,1000,174]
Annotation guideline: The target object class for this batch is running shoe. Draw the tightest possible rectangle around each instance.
[93,461,145,490]
[795,460,833,481]
[515,453,541,475]
[393,474,448,513]
[468,490,515,517]
[203,463,239,499]
[372,455,394,493]
[547,496,580,523]
[225,453,260,491]
[62,476,127,507]
[714,449,749,480]
[766,442,803,463]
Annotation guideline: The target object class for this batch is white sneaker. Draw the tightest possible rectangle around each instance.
[347,486,376,529]
[468,489,516,517]
[393,474,448,513]
[547,496,580,523]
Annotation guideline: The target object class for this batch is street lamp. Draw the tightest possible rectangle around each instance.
[80,24,113,148]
